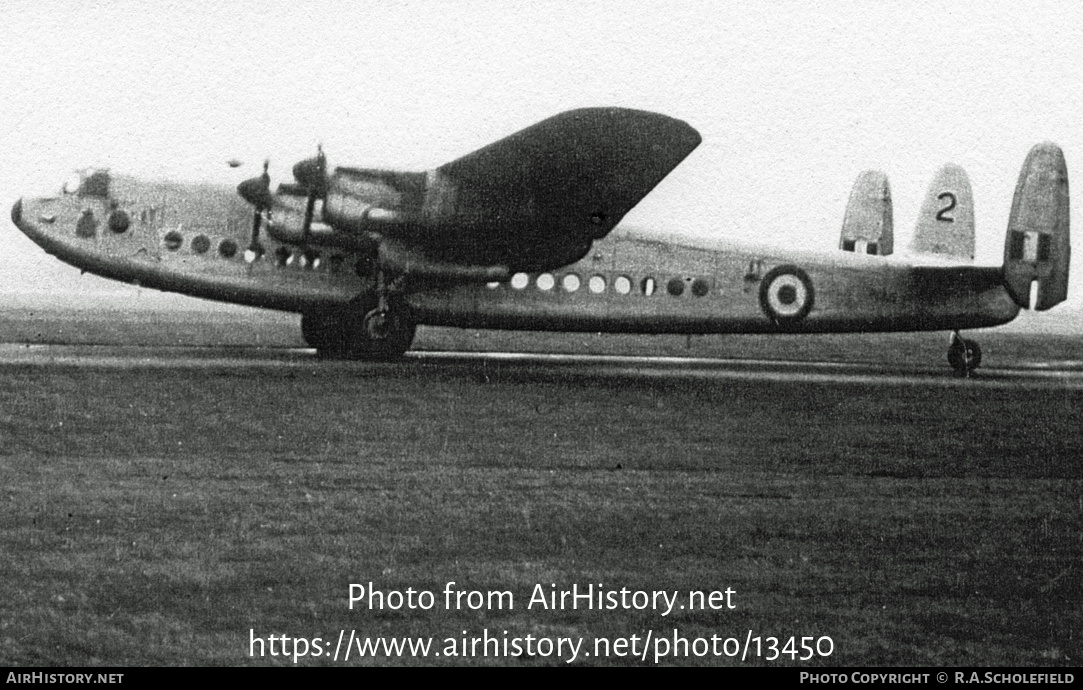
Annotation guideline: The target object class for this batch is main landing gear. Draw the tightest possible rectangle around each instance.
[361,268,407,341]
[947,331,982,377]
[302,262,416,359]
[301,299,415,360]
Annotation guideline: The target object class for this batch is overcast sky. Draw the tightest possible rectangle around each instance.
[1,1,1080,326]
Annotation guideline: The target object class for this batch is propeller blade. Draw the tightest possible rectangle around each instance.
[293,147,327,245]
[240,160,270,255]
[249,209,263,252]
[293,146,328,197]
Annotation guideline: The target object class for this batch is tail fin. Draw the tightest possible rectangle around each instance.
[1003,142,1070,310]
[840,171,893,255]
[910,163,975,260]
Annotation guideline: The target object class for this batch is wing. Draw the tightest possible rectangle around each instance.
[321,108,702,272]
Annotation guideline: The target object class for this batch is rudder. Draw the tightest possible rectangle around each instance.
[1003,142,1070,310]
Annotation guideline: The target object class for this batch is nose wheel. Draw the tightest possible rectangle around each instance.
[947,331,982,377]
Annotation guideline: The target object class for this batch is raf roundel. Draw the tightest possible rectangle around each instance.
[760,265,814,324]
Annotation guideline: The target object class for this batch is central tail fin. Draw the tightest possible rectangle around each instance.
[1003,142,1070,310]
[910,163,975,260]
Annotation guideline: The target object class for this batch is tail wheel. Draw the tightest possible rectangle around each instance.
[947,337,982,376]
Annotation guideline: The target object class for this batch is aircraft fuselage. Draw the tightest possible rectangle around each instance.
[11,176,1020,336]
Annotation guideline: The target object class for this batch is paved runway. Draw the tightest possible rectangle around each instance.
[2,343,1082,389]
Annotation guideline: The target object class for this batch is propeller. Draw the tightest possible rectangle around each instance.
[237,160,272,254]
[293,146,328,246]
[293,145,328,196]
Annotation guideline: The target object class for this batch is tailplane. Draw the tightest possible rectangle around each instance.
[1003,142,1070,310]
[910,163,975,260]
[840,170,893,255]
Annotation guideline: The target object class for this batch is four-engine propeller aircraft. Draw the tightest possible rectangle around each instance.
[9,108,1071,374]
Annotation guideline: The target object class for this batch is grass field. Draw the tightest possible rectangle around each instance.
[0,307,1080,666]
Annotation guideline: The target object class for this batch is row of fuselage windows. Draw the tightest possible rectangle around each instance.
[161,230,349,271]
[159,232,715,297]
[489,272,713,298]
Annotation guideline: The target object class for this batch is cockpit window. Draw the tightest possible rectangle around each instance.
[63,169,111,197]
[62,173,82,195]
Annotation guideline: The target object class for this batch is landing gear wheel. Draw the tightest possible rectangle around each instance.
[363,309,390,341]
[302,310,349,355]
[350,308,415,360]
[948,335,982,377]
[301,305,415,361]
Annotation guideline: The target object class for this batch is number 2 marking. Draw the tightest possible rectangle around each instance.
[936,192,956,222]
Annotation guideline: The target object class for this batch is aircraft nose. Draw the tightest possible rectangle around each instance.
[11,198,22,227]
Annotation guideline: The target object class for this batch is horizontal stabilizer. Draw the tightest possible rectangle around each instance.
[840,171,893,255]
[1003,142,1070,310]
[910,164,974,260]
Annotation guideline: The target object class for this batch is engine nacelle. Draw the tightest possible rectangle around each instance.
[265,186,337,245]
[321,168,427,233]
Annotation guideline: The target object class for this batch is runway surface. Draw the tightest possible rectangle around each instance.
[2,343,1082,389]
[3,340,1080,666]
